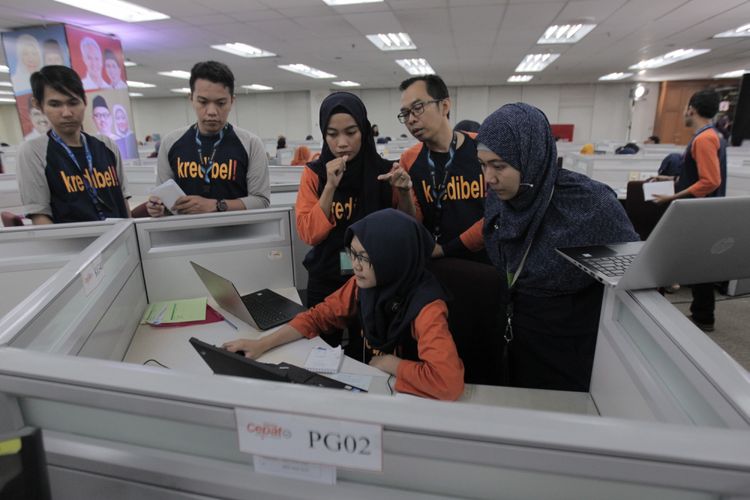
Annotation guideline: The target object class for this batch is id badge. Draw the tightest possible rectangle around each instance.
[339,250,354,276]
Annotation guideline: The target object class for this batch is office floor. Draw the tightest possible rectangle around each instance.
[666,287,750,371]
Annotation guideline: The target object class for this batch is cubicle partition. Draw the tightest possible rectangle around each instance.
[0,173,21,212]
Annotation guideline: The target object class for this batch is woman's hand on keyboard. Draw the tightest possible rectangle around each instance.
[223,338,267,359]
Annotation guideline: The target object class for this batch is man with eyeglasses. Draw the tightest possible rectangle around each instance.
[396,75,486,262]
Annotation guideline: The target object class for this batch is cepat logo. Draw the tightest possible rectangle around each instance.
[711,237,735,255]
[246,421,292,440]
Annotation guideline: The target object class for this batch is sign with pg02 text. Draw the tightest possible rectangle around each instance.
[235,408,383,471]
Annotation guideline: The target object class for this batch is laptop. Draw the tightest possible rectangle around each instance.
[189,337,367,392]
[556,197,750,290]
[190,261,306,330]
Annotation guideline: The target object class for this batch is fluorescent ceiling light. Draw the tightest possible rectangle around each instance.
[211,43,275,58]
[366,32,416,51]
[53,0,168,22]
[515,53,559,72]
[538,23,596,44]
[0,98,15,103]
[170,88,191,94]
[714,23,750,38]
[278,64,335,79]
[124,60,137,67]
[127,80,156,88]
[0,65,8,73]
[322,0,384,5]
[629,48,710,70]
[129,92,143,97]
[158,70,191,79]
[395,58,435,75]
[714,69,747,78]
[599,72,633,81]
[507,75,533,83]
[0,90,13,95]
[242,84,273,91]
[333,80,360,87]
[0,81,11,87]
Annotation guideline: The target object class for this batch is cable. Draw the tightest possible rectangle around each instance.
[143,359,170,369]
[386,375,394,395]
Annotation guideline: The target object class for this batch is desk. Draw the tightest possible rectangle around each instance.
[123,289,597,414]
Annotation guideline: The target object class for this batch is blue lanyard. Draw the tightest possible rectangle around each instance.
[49,129,106,220]
[425,132,458,240]
[194,124,226,186]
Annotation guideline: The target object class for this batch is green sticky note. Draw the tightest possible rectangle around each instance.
[0,438,21,456]
[142,297,207,324]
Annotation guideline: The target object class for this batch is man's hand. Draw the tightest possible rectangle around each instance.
[222,338,269,360]
[378,162,413,192]
[146,196,166,217]
[648,175,676,182]
[325,156,348,189]
[652,193,675,205]
[172,195,217,214]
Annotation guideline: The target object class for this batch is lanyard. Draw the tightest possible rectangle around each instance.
[194,124,226,192]
[49,129,107,220]
[425,132,458,241]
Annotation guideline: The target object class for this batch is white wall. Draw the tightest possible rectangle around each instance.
[0,82,653,147]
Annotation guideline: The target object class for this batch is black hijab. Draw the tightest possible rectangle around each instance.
[345,209,447,353]
[306,91,391,216]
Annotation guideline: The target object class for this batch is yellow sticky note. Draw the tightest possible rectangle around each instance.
[0,437,22,456]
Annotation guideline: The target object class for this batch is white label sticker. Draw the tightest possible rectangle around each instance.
[81,255,104,296]
[253,455,336,485]
[268,250,283,260]
[235,408,383,471]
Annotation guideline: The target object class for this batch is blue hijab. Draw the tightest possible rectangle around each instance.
[345,209,446,352]
[478,103,638,296]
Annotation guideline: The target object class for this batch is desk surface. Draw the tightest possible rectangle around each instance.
[123,288,597,415]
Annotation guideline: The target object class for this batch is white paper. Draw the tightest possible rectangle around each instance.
[81,255,104,296]
[327,373,373,391]
[253,455,336,485]
[304,345,343,373]
[149,179,186,211]
[643,181,675,201]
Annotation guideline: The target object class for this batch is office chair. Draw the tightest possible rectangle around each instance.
[624,180,669,240]
[1,211,25,227]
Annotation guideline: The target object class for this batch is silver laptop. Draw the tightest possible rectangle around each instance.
[556,197,750,290]
[190,261,306,330]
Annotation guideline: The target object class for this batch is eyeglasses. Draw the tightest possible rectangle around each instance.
[346,247,371,268]
[397,99,443,124]
[93,112,110,119]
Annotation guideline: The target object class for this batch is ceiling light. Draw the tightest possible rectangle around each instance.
[129,92,143,97]
[0,98,15,103]
[0,81,11,87]
[395,58,435,75]
[366,32,416,51]
[599,72,633,81]
[507,75,533,83]
[631,84,647,101]
[242,84,273,91]
[714,23,750,38]
[0,65,8,73]
[322,0,384,5]
[211,43,275,58]
[127,80,156,88]
[53,0,169,22]
[538,23,596,44]
[515,53,559,72]
[158,70,191,79]
[629,48,710,70]
[333,80,360,87]
[714,69,747,78]
[124,60,136,67]
[278,64,335,79]
[170,88,191,94]
[0,90,13,95]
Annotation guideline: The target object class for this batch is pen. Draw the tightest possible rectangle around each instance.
[223,317,238,330]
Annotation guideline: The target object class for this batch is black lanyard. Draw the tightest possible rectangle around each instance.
[49,130,110,219]
[194,124,227,195]
[425,132,458,241]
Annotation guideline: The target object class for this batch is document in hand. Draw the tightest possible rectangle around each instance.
[643,181,675,201]
[149,179,186,211]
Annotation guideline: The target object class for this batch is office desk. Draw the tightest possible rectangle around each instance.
[123,289,596,414]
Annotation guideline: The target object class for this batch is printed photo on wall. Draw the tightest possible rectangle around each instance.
[86,91,138,160]
[1,25,71,96]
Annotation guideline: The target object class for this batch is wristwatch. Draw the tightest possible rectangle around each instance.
[216,199,228,212]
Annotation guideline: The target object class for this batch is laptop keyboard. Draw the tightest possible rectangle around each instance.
[584,254,636,277]
[241,296,286,325]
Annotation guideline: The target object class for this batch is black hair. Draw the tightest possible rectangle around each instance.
[189,60,234,96]
[648,135,660,144]
[277,135,286,149]
[399,74,449,100]
[688,90,720,119]
[92,95,108,109]
[30,65,85,105]
[454,119,480,133]
[103,48,117,61]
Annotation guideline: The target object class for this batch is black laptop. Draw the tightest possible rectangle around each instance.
[190,261,306,330]
[189,337,367,392]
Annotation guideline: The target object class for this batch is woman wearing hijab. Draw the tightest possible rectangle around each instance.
[290,145,311,166]
[112,104,138,160]
[224,209,465,400]
[477,103,638,392]
[295,92,396,352]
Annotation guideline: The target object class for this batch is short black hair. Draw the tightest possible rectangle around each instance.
[688,90,720,119]
[30,65,85,105]
[190,60,234,96]
[399,74,449,100]
[103,48,117,62]
[648,135,660,144]
[92,95,108,109]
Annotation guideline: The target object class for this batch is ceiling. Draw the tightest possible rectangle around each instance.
[0,0,749,98]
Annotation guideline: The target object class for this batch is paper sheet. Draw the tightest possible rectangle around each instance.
[642,180,675,201]
[149,179,186,211]
[142,297,207,325]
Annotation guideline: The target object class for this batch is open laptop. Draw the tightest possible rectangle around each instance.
[189,337,366,392]
[556,197,750,290]
[190,261,306,330]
